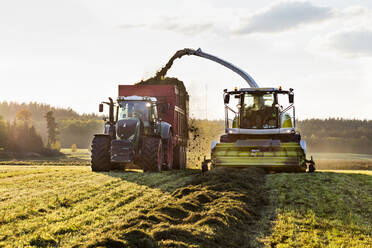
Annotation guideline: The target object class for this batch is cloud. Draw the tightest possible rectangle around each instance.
[327,29,372,57]
[118,17,215,35]
[235,1,333,34]
[151,17,215,35]
[117,23,146,29]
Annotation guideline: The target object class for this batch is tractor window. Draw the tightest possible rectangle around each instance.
[118,101,149,121]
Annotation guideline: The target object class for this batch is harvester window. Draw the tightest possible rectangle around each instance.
[263,94,274,107]
[241,93,277,129]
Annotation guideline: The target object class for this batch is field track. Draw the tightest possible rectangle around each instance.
[0,165,371,247]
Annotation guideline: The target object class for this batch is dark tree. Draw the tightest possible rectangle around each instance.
[0,116,7,149]
[6,120,18,151]
[45,111,59,148]
[28,126,44,152]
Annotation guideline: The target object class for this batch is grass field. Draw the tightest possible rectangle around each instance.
[0,150,371,247]
[0,160,371,247]
[0,165,267,247]
[310,152,372,170]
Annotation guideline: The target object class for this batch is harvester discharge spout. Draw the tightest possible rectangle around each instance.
[155,48,258,88]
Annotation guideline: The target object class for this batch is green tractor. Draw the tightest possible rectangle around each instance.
[202,87,315,172]
[91,96,175,172]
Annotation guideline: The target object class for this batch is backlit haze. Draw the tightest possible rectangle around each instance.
[1,0,372,119]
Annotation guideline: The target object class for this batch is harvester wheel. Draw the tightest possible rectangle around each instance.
[141,137,163,172]
[91,135,112,172]
[164,133,173,170]
[308,162,316,173]
[201,161,208,172]
[306,156,316,173]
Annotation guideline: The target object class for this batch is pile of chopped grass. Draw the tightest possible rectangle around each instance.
[87,168,266,248]
[136,77,188,98]
[0,166,266,247]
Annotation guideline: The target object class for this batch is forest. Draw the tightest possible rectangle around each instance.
[0,101,371,155]
[0,102,103,152]
[298,118,372,154]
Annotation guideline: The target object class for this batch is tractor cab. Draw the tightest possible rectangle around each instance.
[117,96,158,127]
[223,87,295,134]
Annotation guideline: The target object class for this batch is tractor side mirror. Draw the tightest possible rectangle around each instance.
[289,93,294,103]
[224,94,230,104]
[99,103,104,112]
[288,88,294,103]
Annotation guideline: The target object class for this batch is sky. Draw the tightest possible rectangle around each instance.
[0,0,372,120]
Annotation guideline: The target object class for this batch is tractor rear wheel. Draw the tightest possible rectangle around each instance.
[91,135,112,172]
[141,137,163,172]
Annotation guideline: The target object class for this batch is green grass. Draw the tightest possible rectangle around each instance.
[0,161,371,247]
[60,148,91,160]
[0,149,91,167]
[0,165,266,247]
[309,152,372,170]
[261,170,372,247]
[310,152,372,161]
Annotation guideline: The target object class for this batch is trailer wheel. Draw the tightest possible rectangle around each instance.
[308,162,316,173]
[201,161,208,172]
[91,135,112,172]
[141,137,163,172]
[164,133,173,170]
[181,146,187,169]
[174,145,186,170]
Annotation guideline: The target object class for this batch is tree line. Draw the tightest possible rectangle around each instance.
[297,118,372,154]
[0,102,103,150]
[1,102,371,154]
[0,109,62,157]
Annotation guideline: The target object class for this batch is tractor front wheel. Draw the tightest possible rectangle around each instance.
[141,137,163,172]
[91,135,112,172]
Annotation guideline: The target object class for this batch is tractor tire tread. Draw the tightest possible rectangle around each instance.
[91,135,111,172]
[139,137,162,172]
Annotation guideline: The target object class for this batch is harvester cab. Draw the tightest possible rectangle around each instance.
[223,87,295,131]
[202,86,315,173]
[91,95,173,172]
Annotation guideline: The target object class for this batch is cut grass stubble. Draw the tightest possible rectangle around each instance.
[0,162,371,247]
